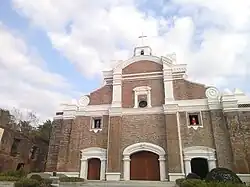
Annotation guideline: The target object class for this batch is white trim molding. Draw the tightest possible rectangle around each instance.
[237,174,250,183]
[44,172,79,178]
[168,173,186,181]
[80,147,107,180]
[122,142,166,181]
[183,146,216,176]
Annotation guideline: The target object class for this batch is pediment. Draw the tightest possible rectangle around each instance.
[113,55,162,73]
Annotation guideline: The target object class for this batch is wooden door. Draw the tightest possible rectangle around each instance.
[130,151,160,181]
[87,158,101,180]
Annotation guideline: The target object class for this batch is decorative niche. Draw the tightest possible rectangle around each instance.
[90,116,103,133]
[133,86,152,108]
[186,111,203,130]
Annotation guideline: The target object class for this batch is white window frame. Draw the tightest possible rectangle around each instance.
[90,116,103,133]
[133,86,152,108]
[186,111,203,130]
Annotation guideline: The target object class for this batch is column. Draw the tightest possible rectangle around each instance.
[184,160,191,175]
[80,159,87,179]
[147,90,152,107]
[123,155,130,180]
[100,160,106,180]
[159,156,166,181]
[208,159,216,171]
[134,93,138,108]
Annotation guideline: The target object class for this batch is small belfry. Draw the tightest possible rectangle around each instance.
[134,33,152,56]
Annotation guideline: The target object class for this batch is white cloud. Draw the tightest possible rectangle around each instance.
[0,23,74,121]
[11,0,250,90]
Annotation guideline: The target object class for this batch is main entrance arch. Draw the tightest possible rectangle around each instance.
[123,142,166,181]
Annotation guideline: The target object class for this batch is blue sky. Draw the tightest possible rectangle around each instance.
[0,0,250,120]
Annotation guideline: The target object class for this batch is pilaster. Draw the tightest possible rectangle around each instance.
[106,112,122,180]
[112,71,122,108]
[164,105,183,177]
[206,87,234,170]
[46,118,63,171]
[57,119,74,171]
[163,65,174,103]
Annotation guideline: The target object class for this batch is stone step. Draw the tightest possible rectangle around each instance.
[77,180,176,187]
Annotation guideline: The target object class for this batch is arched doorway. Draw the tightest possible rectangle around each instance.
[130,151,160,181]
[80,147,106,180]
[87,158,101,180]
[191,158,209,179]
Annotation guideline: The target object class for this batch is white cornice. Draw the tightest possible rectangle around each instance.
[122,71,163,77]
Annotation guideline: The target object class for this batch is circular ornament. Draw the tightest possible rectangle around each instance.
[205,87,219,99]
[78,95,90,106]
[139,100,148,108]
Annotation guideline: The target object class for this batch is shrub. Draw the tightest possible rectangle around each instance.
[0,170,27,178]
[14,178,40,187]
[29,174,52,187]
[180,179,204,187]
[0,176,20,181]
[180,180,246,187]
[205,168,243,184]
[40,178,53,187]
[186,173,201,180]
[30,174,43,182]
[175,178,186,186]
[59,177,84,182]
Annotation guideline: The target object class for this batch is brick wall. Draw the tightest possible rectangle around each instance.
[122,79,164,108]
[64,115,109,171]
[0,127,48,172]
[120,114,166,177]
[210,110,233,170]
[173,79,206,100]
[88,85,113,105]
[122,61,163,74]
[224,111,250,173]
[179,111,215,148]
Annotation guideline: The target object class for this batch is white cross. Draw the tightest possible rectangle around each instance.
[138,32,147,45]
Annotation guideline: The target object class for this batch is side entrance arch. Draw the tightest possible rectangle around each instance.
[191,158,209,179]
[183,146,216,179]
[123,142,166,181]
[80,147,106,180]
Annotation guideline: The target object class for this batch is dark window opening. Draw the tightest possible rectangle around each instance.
[16,163,24,171]
[139,100,148,108]
[191,158,209,179]
[30,146,38,160]
[56,112,63,115]
[93,119,101,129]
[189,114,200,125]
[10,138,21,157]
[140,50,144,55]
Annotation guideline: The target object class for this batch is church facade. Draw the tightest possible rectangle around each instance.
[46,45,250,182]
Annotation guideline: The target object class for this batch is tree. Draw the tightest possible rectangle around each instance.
[9,108,39,134]
[36,120,52,143]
